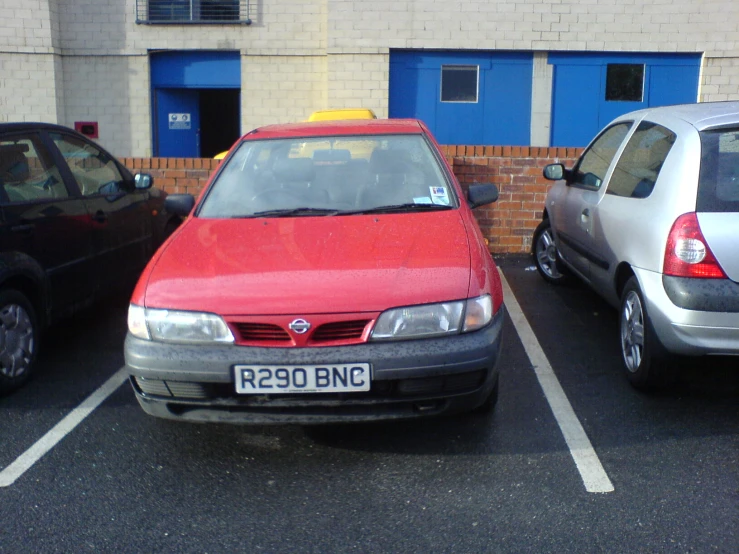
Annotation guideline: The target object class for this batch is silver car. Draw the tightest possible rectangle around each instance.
[533,102,739,389]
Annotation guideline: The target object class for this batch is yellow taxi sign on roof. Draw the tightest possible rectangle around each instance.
[307,108,377,122]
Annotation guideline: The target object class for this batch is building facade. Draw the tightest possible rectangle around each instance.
[1,0,738,157]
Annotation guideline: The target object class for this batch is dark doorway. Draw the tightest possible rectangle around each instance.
[199,89,241,158]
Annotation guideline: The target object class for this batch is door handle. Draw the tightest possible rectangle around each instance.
[581,209,590,222]
[92,210,107,223]
[10,223,34,234]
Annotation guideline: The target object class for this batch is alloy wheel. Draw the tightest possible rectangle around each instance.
[0,303,35,379]
[621,290,645,373]
[535,227,563,279]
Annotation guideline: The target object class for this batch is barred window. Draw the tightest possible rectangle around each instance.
[136,1,251,24]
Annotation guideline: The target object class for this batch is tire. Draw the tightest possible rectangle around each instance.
[470,375,499,415]
[0,289,39,395]
[532,219,568,284]
[619,277,667,390]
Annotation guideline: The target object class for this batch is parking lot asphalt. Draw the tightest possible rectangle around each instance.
[0,255,737,553]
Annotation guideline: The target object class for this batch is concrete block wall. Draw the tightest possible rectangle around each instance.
[121,147,583,254]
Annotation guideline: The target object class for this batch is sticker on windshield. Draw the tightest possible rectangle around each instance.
[430,186,450,205]
[413,197,433,204]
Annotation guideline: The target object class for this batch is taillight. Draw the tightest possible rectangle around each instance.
[663,213,727,279]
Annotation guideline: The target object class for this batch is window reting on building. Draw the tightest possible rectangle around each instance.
[440,65,479,103]
[136,1,252,24]
[605,64,645,102]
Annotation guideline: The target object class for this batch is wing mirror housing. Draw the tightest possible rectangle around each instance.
[543,163,567,181]
[467,184,499,208]
[165,194,196,217]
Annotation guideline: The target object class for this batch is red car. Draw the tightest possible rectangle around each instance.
[125,119,504,424]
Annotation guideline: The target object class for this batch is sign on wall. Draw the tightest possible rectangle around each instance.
[168,113,191,130]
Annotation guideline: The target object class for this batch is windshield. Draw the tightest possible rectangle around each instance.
[197,134,457,217]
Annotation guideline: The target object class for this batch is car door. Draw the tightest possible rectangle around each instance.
[551,122,632,282]
[46,131,155,293]
[0,130,94,319]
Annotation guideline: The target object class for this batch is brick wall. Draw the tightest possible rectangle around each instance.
[121,146,584,254]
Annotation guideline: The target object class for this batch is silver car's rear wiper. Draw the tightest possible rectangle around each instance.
[339,203,454,215]
[248,208,341,218]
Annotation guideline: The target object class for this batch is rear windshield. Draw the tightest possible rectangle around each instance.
[698,128,739,213]
[198,134,457,218]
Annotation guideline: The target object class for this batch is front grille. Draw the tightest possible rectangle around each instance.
[233,322,290,342]
[311,320,370,342]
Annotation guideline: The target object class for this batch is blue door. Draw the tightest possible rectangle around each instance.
[550,53,701,147]
[155,89,200,157]
[390,51,532,145]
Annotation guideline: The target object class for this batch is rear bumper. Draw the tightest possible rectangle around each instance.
[635,268,739,356]
[125,305,505,424]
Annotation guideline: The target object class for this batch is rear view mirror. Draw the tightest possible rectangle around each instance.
[467,184,499,208]
[135,173,153,190]
[543,164,565,181]
[165,194,195,217]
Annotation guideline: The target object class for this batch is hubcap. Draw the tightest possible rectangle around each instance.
[621,291,645,373]
[0,303,35,379]
[536,228,563,279]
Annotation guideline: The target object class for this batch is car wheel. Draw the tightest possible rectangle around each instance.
[0,290,38,395]
[619,277,666,390]
[470,375,499,415]
[532,219,568,284]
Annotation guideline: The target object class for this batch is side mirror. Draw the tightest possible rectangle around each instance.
[134,173,153,190]
[165,194,195,217]
[543,164,566,181]
[467,184,499,208]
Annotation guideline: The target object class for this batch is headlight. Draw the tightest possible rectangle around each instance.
[127,304,234,344]
[371,295,492,341]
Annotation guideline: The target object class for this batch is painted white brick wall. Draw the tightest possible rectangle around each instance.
[1,1,738,154]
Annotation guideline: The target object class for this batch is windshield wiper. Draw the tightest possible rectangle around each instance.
[248,207,341,218]
[339,203,455,215]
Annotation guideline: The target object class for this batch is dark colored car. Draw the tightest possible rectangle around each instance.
[0,123,177,394]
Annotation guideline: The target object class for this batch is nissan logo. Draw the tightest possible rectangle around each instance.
[288,319,311,334]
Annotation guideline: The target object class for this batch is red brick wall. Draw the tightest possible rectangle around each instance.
[121,146,584,254]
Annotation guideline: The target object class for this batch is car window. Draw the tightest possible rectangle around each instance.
[49,133,127,197]
[198,134,456,217]
[607,121,676,199]
[0,133,68,203]
[698,127,739,213]
[572,123,632,190]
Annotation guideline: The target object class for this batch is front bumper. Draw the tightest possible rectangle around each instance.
[125,306,505,424]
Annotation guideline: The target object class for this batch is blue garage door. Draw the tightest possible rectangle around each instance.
[550,53,701,147]
[390,51,533,145]
[151,51,241,157]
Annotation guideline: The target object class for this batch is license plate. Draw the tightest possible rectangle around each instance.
[234,364,371,394]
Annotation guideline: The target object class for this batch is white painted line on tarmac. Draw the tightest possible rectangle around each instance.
[500,270,615,494]
[0,367,129,488]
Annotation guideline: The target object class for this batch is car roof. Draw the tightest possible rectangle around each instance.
[618,101,739,131]
[242,118,426,140]
[0,122,82,133]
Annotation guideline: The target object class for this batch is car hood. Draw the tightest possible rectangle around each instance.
[143,212,472,315]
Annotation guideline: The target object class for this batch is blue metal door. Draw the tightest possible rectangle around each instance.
[155,89,200,157]
[390,51,532,145]
[550,53,701,147]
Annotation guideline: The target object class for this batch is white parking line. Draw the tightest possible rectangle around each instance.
[0,367,129,488]
[500,270,615,494]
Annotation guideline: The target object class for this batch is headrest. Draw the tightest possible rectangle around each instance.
[272,157,315,182]
[0,147,30,184]
[369,149,408,173]
[312,149,351,163]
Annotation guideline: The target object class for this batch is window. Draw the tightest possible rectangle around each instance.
[572,123,632,189]
[0,133,67,203]
[698,128,739,212]
[606,64,645,102]
[440,66,479,103]
[50,133,126,197]
[137,1,250,24]
[607,122,676,199]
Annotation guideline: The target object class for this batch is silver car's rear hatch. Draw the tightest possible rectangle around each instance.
[696,214,739,282]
